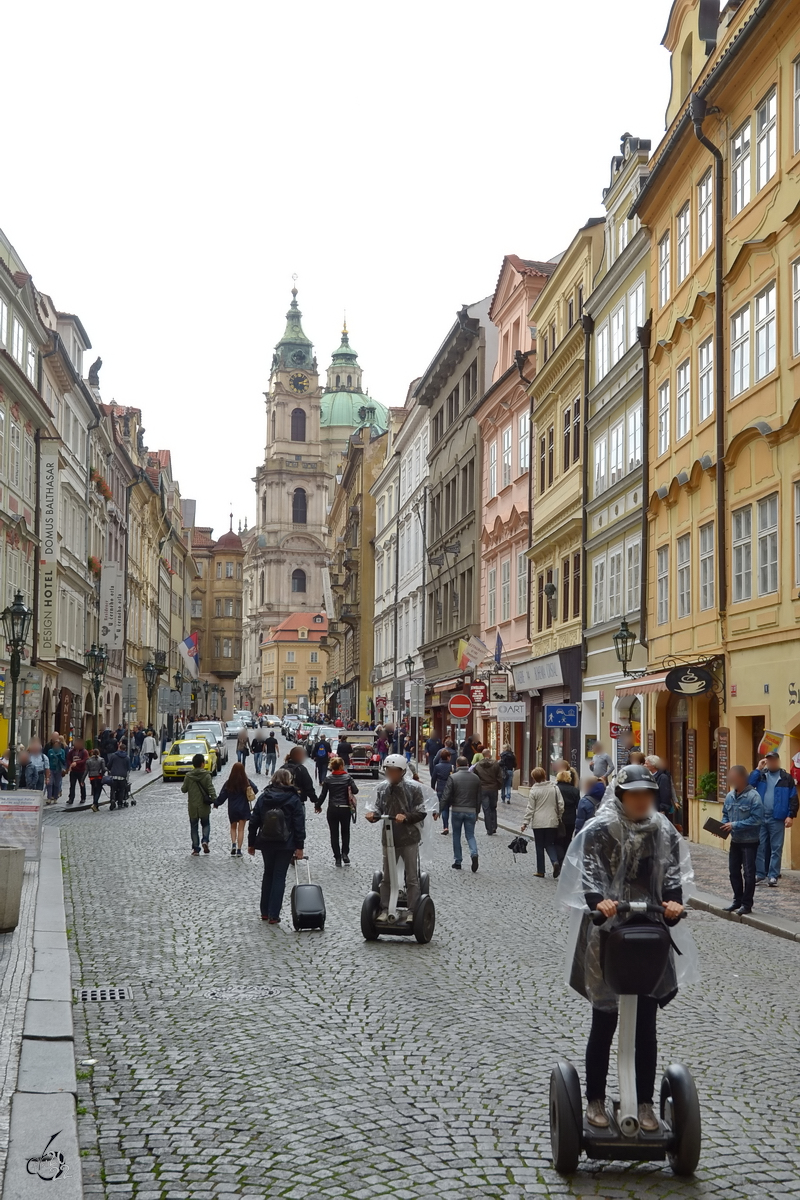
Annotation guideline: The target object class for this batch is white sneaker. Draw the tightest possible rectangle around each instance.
[376,910,389,923]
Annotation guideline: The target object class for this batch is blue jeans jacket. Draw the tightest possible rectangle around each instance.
[722,786,763,843]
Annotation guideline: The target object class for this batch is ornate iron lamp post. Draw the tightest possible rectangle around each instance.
[85,643,108,744]
[143,659,159,727]
[2,592,33,789]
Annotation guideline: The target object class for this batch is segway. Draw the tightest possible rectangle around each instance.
[361,814,435,943]
[549,901,701,1177]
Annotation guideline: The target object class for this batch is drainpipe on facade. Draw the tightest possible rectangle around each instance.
[580,315,594,672]
[690,93,727,618]
[637,317,652,651]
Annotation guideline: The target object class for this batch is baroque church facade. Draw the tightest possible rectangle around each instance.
[241,288,387,710]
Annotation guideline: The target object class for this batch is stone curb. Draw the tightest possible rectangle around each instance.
[49,762,164,814]
[1,826,82,1199]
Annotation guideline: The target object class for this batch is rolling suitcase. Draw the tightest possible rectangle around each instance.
[290,856,326,931]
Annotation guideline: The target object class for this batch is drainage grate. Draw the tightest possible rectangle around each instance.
[77,986,133,1002]
[201,985,281,1000]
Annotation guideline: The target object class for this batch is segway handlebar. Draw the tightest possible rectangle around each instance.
[590,900,688,926]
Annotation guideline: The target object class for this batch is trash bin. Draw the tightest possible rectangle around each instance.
[0,847,26,932]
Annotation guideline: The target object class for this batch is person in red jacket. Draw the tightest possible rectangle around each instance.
[66,738,89,805]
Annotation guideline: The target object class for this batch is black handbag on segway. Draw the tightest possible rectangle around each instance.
[290,856,325,931]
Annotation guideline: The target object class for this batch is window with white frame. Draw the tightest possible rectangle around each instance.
[756,87,777,191]
[12,318,23,365]
[796,60,800,154]
[487,567,496,626]
[676,203,690,283]
[0,408,6,476]
[658,233,670,306]
[626,541,640,612]
[26,338,35,383]
[501,426,512,488]
[794,259,800,357]
[732,121,751,215]
[657,546,669,624]
[657,381,670,455]
[377,500,384,531]
[501,559,510,620]
[676,359,691,440]
[611,304,625,364]
[310,650,318,663]
[593,436,607,495]
[191,599,202,618]
[517,551,527,615]
[608,547,622,619]
[699,522,714,610]
[609,422,624,485]
[489,442,497,498]
[754,281,776,380]
[732,505,752,602]
[795,482,800,585]
[677,534,691,618]
[627,406,642,469]
[0,299,7,347]
[592,557,605,625]
[698,170,713,256]
[284,674,294,689]
[9,423,20,488]
[730,305,750,398]
[596,324,609,381]
[628,279,645,349]
[757,492,778,595]
[698,337,713,421]
[518,413,529,471]
[618,220,628,257]
[23,438,33,500]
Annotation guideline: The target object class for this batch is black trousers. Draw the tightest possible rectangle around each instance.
[69,770,86,802]
[481,790,498,834]
[90,777,104,805]
[729,840,757,907]
[533,827,560,873]
[327,807,351,858]
[585,996,658,1104]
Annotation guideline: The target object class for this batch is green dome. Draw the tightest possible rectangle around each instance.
[320,392,388,431]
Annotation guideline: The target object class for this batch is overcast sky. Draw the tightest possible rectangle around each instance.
[3,1,673,537]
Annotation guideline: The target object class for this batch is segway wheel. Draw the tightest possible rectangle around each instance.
[549,1062,582,1175]
[370,870,383,893]
[419,872,430,897]
[661,1064,701,1176]
[360,891,381,941]
[412,895,435,943]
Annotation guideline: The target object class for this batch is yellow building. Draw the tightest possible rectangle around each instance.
[632,0,800,863]
[185,513,244,718]
[526,219,604,773]
[261,612,327,715]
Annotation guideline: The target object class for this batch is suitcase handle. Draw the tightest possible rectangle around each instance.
[293,855,312,885]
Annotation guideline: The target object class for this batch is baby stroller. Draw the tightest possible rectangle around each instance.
[109,771,135,810]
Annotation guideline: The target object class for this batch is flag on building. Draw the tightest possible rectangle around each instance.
[178,632,200,678]
[495,632,503,666]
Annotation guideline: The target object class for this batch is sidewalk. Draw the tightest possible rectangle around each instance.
[47,760,163,814]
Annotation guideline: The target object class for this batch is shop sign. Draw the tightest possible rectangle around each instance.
[489,674,509,701]
[544,703,579,728]
[665,666,715,696]
[469,681,487,705]
[38,442,59,658]
[496,701,525,722]
[609,722,622,740]
[687,728,696,800]
[513,654,563,692]
[716,727,729,802]
[376,695,387,707]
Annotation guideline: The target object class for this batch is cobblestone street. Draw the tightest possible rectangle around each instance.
[50,751,800,1199]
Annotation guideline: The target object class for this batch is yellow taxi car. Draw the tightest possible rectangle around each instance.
[162,736,217,780]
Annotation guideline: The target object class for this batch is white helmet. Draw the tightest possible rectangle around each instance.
[383,754,407,771]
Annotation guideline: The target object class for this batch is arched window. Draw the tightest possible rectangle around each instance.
[292,488,307,524]
[347,374,352,387]
[270,410,276,444]
[335,374,341,387]
[291,568,306,593]
[259,571,265,606]
[261,494,267,525]
[291,408,306,442]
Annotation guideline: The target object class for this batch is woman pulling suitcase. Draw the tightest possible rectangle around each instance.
[248,769,305,924]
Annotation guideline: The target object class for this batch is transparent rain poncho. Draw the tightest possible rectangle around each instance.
[364,775,439,868]
[555,796,700,1012]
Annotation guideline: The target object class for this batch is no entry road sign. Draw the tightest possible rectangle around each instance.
[448,693,473,720]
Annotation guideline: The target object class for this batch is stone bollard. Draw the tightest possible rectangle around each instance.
[0,846,26,932]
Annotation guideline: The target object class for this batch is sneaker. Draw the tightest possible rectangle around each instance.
[202,843,210,854]
[638,1102,659,1132]
[236,849,243,857]
[451,861,462,870]
[231,847,237,856]
[440,829,449,836]
[342,854,350,864]
[586,1099,609,1128]
[471,855,479,873]
[376,910,389,923]
[91,805,99,813]
[191,849,200,856]
[768,877,778,887]
[755,876,767,885]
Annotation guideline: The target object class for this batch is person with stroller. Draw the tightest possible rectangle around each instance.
[315,755,358,867]
[365,754,427,923]
[107,741,132,811]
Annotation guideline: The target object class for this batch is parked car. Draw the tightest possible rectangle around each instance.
[185,722,229,765]
[345,732,382,779]
[162,736,217,779]
[282,716,301,740]
[295,723,315,743]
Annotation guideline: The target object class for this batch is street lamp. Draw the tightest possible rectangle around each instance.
[612,619,637,676]
[211,684,219,714]
[309,685,318,709]
[85,643,108,744]
[143,659,159,727]
[404,654,416,761]
[174,669,184,693]
[404,654,414,678]
[153,649,167,673]
[2,592,33,788]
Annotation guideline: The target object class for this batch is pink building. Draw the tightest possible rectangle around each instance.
[477,256,555,780]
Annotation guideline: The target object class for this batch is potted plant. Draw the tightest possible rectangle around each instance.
[697,771,718,802]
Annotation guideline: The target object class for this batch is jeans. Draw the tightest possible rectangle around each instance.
[190,815,211,850]
[756,817,786,880]
[327,807,351,859]
[729,840,758,906]
[451,811,478,863]
[253,751,264,774]
[131,750,141,770]
[481,790,498,834]
[439,802,450,831]
[47,770,62,801]
[502,768,514,803]
[264,753,276,776]
[379,842,420,912]
[260,846,294,919]
[68,771,86,803]
[145,753,156,772]
[237,750,249,765]
[316,761,328,782]
[90,777,104,806]
[533,827,560,874]
[585,996,658,1103]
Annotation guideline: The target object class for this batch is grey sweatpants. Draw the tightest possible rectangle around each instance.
[379,842,420,912]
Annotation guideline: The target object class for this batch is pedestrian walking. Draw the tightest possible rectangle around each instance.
[247,768,305,923]
[315,755,358,866]
[284,746,318,805]
[313,735,332,783]
[520,767,564,878]
[749,751,798,887]
[263,732,278,776]
[441,755,482,872]
[499,743,517,804]
[720,764,764,914]
[430,749,454,834]
[25,740,50,792]
[574,778,605,834]
[251,726,267,774]
[556,768,581,850]
[142,731,158,772]
[215,762,257,857]
[473,750,503,836]
[181,752,217,854]
[45,734,66,804]
[432,737,454,768]
[644,755,677,818]
[236,727,251,765]
[86,750,106,811]
[66,738,89,805]
[590,742,614,780]
[132,725,145,771]
[336,734,351,768]
[159,724,169,757]
[365,755,427,921]
[375,732,389,761]
[424,732,442,764]
[99,726,117,764]
[107,742,132,810]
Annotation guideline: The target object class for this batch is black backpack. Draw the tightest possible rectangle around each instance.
[259,800,290,843]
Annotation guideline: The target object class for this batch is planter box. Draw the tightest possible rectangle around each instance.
[0,846,26,932]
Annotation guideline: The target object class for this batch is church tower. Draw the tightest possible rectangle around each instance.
[252,287,331,631]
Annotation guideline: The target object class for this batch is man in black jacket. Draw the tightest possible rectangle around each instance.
[107,742,131,810]
[284,747,318,805]
[644,755,675,817]
[441,757,482,872]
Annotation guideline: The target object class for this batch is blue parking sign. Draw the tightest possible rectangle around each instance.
[544,703,579,728]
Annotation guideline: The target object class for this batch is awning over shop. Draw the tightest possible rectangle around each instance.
[615,673,668,697]
[428,678,461,693]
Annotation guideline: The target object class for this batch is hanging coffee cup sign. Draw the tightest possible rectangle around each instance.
[665,665,715,696]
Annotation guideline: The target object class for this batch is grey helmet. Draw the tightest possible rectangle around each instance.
[614,763,659,800]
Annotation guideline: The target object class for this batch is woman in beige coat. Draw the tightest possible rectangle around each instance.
[521,766,565,877]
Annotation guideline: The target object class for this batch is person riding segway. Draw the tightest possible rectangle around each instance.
[549,763,701,1176]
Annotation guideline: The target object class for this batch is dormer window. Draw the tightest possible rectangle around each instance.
[298,627,308,639]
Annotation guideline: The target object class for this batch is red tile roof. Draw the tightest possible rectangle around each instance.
[264,612,328,643]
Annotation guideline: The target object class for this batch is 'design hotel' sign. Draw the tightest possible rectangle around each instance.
[38,442,59,656]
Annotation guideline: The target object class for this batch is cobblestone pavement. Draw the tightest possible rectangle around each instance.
[48,747,800,1199]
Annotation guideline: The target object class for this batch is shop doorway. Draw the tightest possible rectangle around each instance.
[669,694,688,832]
